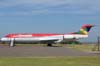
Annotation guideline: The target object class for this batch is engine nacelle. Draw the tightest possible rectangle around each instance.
[64,34,88,39]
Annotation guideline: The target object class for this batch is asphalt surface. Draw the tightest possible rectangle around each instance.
[0,46,97,57]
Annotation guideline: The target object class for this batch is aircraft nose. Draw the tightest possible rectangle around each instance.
[0,37,10,41]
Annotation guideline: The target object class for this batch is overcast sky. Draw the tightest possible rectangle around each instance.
[0,0,100,42]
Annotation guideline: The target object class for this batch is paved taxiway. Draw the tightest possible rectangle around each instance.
[0,46,97,57]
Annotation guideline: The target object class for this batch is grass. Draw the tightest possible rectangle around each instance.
[0,56,100,66]
[0,43,63,47]
[0,44,100,66]
[66,44,100,52]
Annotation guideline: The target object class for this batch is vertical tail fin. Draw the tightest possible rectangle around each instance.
[75,24,94,35]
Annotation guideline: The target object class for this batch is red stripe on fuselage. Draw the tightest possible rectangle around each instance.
[5,32,87,38]
[5,33,63,38]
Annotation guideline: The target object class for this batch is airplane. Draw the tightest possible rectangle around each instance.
[0,24,94,47]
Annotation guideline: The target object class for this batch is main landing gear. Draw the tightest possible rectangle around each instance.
[47,43,53,47]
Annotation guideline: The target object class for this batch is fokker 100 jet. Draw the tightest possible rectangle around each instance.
[0,24,94,47]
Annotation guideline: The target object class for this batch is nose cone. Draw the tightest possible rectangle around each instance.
[0,37,10,41]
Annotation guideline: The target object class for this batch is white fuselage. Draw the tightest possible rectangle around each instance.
[1,34,88,42]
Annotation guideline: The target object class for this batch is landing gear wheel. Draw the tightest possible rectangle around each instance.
[47,43,52,47]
